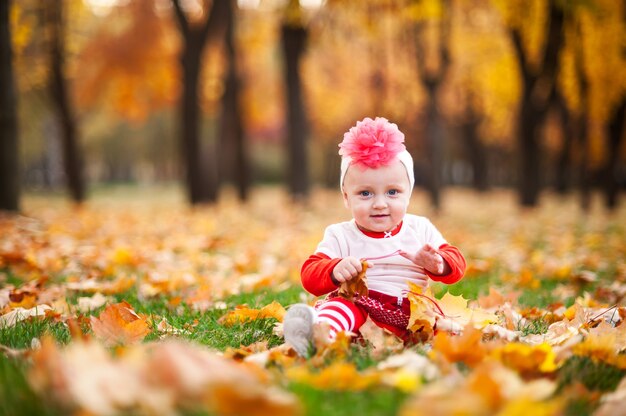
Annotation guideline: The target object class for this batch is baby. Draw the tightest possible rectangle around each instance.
[284,117,466,356]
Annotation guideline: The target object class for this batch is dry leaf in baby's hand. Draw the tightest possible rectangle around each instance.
[338,261,369,299]
[90,301,151,346]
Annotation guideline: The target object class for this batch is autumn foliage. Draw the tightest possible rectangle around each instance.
[1,188,625,415]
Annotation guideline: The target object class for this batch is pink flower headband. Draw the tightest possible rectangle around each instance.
[338,117,415,190]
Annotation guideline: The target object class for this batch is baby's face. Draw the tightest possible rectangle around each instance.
[342,159,411,233]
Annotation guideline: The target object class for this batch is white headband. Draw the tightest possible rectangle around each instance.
[340,149,415,191]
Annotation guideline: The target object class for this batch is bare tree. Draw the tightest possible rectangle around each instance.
[413,0,452,210]
[45,0,86,203]
[171,0,227,204]
[605,98,625,209]
[281,0,310,201]
[508,0,564,206]
[0,0,19,212]
[218,0,249,201]
[460,95,488,192]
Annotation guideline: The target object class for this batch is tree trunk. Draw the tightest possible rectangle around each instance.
[47,0,85,203]
[218,0,249,201]
[0,0,19,211]
[172,0,226,205]
[605,98,625,209]
[572,17,591,212]
[323,143,341,188]
[553,92,574,193]
[425,84,443,208]
[461,100,488,191]
[180,39,216,203]
[509,0,564,207]
[412,0,451,211]
[281,24,309,201]
[518,89,543,206]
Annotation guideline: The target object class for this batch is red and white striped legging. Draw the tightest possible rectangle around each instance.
[315,297,367,339]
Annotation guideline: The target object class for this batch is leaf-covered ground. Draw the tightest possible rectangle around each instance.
[1,186,625,416]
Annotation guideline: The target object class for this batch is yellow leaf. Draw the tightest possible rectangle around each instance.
[438,292,498,329]
[406,283,438,332]
[111,247,136,266]
[498,398,564,416]
[492,343,558,375]
[286,362,380,391]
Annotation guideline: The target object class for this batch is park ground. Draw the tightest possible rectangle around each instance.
[1,185,625,415]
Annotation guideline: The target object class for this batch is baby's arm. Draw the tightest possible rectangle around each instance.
[301,254,342,296]
[400,244,450,275]
[400,244,465,284]
[301,254,362,297]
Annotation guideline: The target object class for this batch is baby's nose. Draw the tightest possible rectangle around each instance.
[372,195,387,208]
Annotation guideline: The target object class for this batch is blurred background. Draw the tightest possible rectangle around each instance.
[0,0,624,211]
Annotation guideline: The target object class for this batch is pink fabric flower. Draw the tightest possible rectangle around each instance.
[338,117,406,169]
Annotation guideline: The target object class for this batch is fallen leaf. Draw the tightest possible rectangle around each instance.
[156,318,191,338]
[286,361,380,391]
[406,283,438,333]
[359,317,404,353]
[491,342,559,376]
[0,305,52,328]
[89,301,151,346]
[218,301,286,327]
[28,337,301,416]
[431,325,488,368]
[76,293,110,313]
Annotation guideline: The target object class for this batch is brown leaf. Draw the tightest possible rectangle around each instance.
[338,261,368,299]
[359,318,404,354]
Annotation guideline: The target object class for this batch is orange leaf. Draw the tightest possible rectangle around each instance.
[218,301,286,327]
[432,325,487,368]
[8,290,38,309]
[90,301,150,346]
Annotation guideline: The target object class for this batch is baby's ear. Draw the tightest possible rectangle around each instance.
[342,190,350,208]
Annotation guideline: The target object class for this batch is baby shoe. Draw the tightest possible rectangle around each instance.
[283,303,316,357]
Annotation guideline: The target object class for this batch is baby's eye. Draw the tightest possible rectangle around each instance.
[387,189,399,196]
[359,190,371,197]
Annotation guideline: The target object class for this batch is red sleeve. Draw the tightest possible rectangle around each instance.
[425,244,466,285]
[301,253,342,296]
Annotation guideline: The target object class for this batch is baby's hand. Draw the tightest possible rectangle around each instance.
[332,256,362,283]
[400,244,449,275]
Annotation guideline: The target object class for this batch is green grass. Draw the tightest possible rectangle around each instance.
[558,356,626,393]
[0,319,70,349]
[288,384,408,416]
[1,270,625,416]
[432,273,493,299]
[517,317,549,336]
[0,355,59,416]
